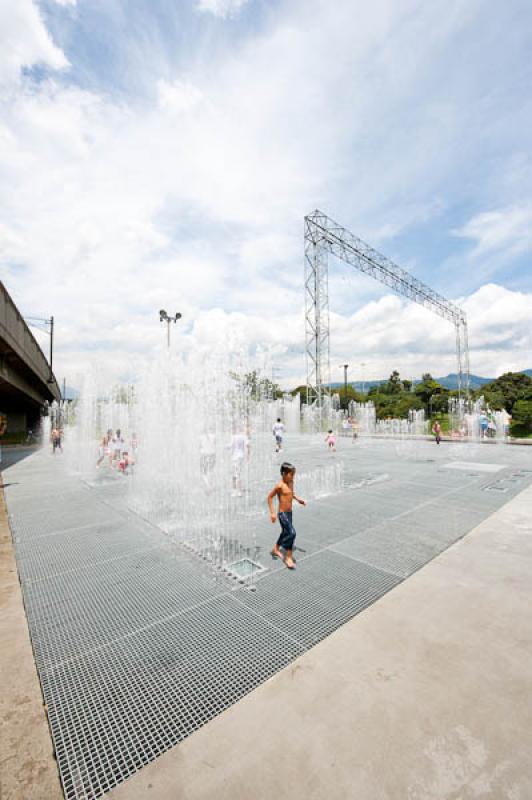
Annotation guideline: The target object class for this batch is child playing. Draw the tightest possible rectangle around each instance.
[112,429,123,465]
[96,435,108,468]
[51,427,62,454]
[272,418,285,452]
[268,462,306,570]
[118,451,130,474]
[325,429,336,452]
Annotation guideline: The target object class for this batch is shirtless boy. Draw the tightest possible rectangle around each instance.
[267,462,306,570]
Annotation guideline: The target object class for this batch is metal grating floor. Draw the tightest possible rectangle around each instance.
[4,439,532,800]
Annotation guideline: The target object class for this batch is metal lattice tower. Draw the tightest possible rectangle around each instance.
[304,210,471,404]
[304,211,331,406]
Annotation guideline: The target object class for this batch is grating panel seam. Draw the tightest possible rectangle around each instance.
[229,590,309,650]
[33,586,237,672]
[20,542,167,586]
[289,475,485,574]
[330,546,412,580]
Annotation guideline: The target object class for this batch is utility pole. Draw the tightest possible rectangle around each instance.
[159,310,182,348]
[339,364,349,409]
[49,316,54,382]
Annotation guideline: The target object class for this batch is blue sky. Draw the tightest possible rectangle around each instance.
[1,0,531,386]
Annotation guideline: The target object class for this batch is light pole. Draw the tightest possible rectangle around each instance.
[339,364,349,410]
[159,309,182,348]
[360,362,366,395]
[25,315,55,384]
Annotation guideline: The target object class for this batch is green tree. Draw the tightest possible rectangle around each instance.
[381,370,403,395]
[233,370,282,400]
[414,376,445,411]
[290,384,308,397]
[394,394,424,418]
[476,372,532,412]
[510,400,532,437]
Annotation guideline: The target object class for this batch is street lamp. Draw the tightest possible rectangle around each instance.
[360,362,366,395]
[339,364,349,410]
[25,315,55,385]
[159,309,182,348]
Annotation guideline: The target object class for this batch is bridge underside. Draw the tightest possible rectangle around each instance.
[0,282,60,433]
[0,377,42,431]
[0,345,51,431]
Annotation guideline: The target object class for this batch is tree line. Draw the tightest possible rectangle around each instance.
[290,371,532,436]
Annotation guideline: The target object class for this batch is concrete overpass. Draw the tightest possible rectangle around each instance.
[0,281,60,432]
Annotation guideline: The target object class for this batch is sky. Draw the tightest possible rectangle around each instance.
[1,0,531,389]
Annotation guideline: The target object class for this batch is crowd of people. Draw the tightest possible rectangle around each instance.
[96,428,137,474]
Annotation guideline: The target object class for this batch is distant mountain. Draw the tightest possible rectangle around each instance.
[328,369,532,392]
[435,371,532,390]
[435,373,492,390]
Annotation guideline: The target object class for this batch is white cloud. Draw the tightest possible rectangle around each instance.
[0,0,68,89]
[157,79,203,113]
[453,206,532,257]
[324,283,532,384]
[39,282,531,392]
[196,0,249,19]
[1,0,531,390]
[0,222,25,262]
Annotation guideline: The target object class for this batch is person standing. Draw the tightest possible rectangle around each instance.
[325,429,337,452]
[111,429,123,466]
[96,435,108,468]
[272,418,285,452]
[51,427,62,454]
[432,420,442,445]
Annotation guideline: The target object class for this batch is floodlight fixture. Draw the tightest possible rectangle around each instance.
[159,309,182,347]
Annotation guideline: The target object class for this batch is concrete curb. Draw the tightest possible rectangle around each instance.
[0,482,63,800]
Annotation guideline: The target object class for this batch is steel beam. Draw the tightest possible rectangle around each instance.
[304,210,471,403]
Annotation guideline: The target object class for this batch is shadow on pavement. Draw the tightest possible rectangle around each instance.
[0,446,40,471]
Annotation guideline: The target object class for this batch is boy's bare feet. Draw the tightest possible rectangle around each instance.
[284,551,296,570]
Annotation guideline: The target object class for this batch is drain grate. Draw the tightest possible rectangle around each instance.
[226,557,266,581]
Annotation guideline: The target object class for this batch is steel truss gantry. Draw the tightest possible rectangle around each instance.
[304,210,470,405]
